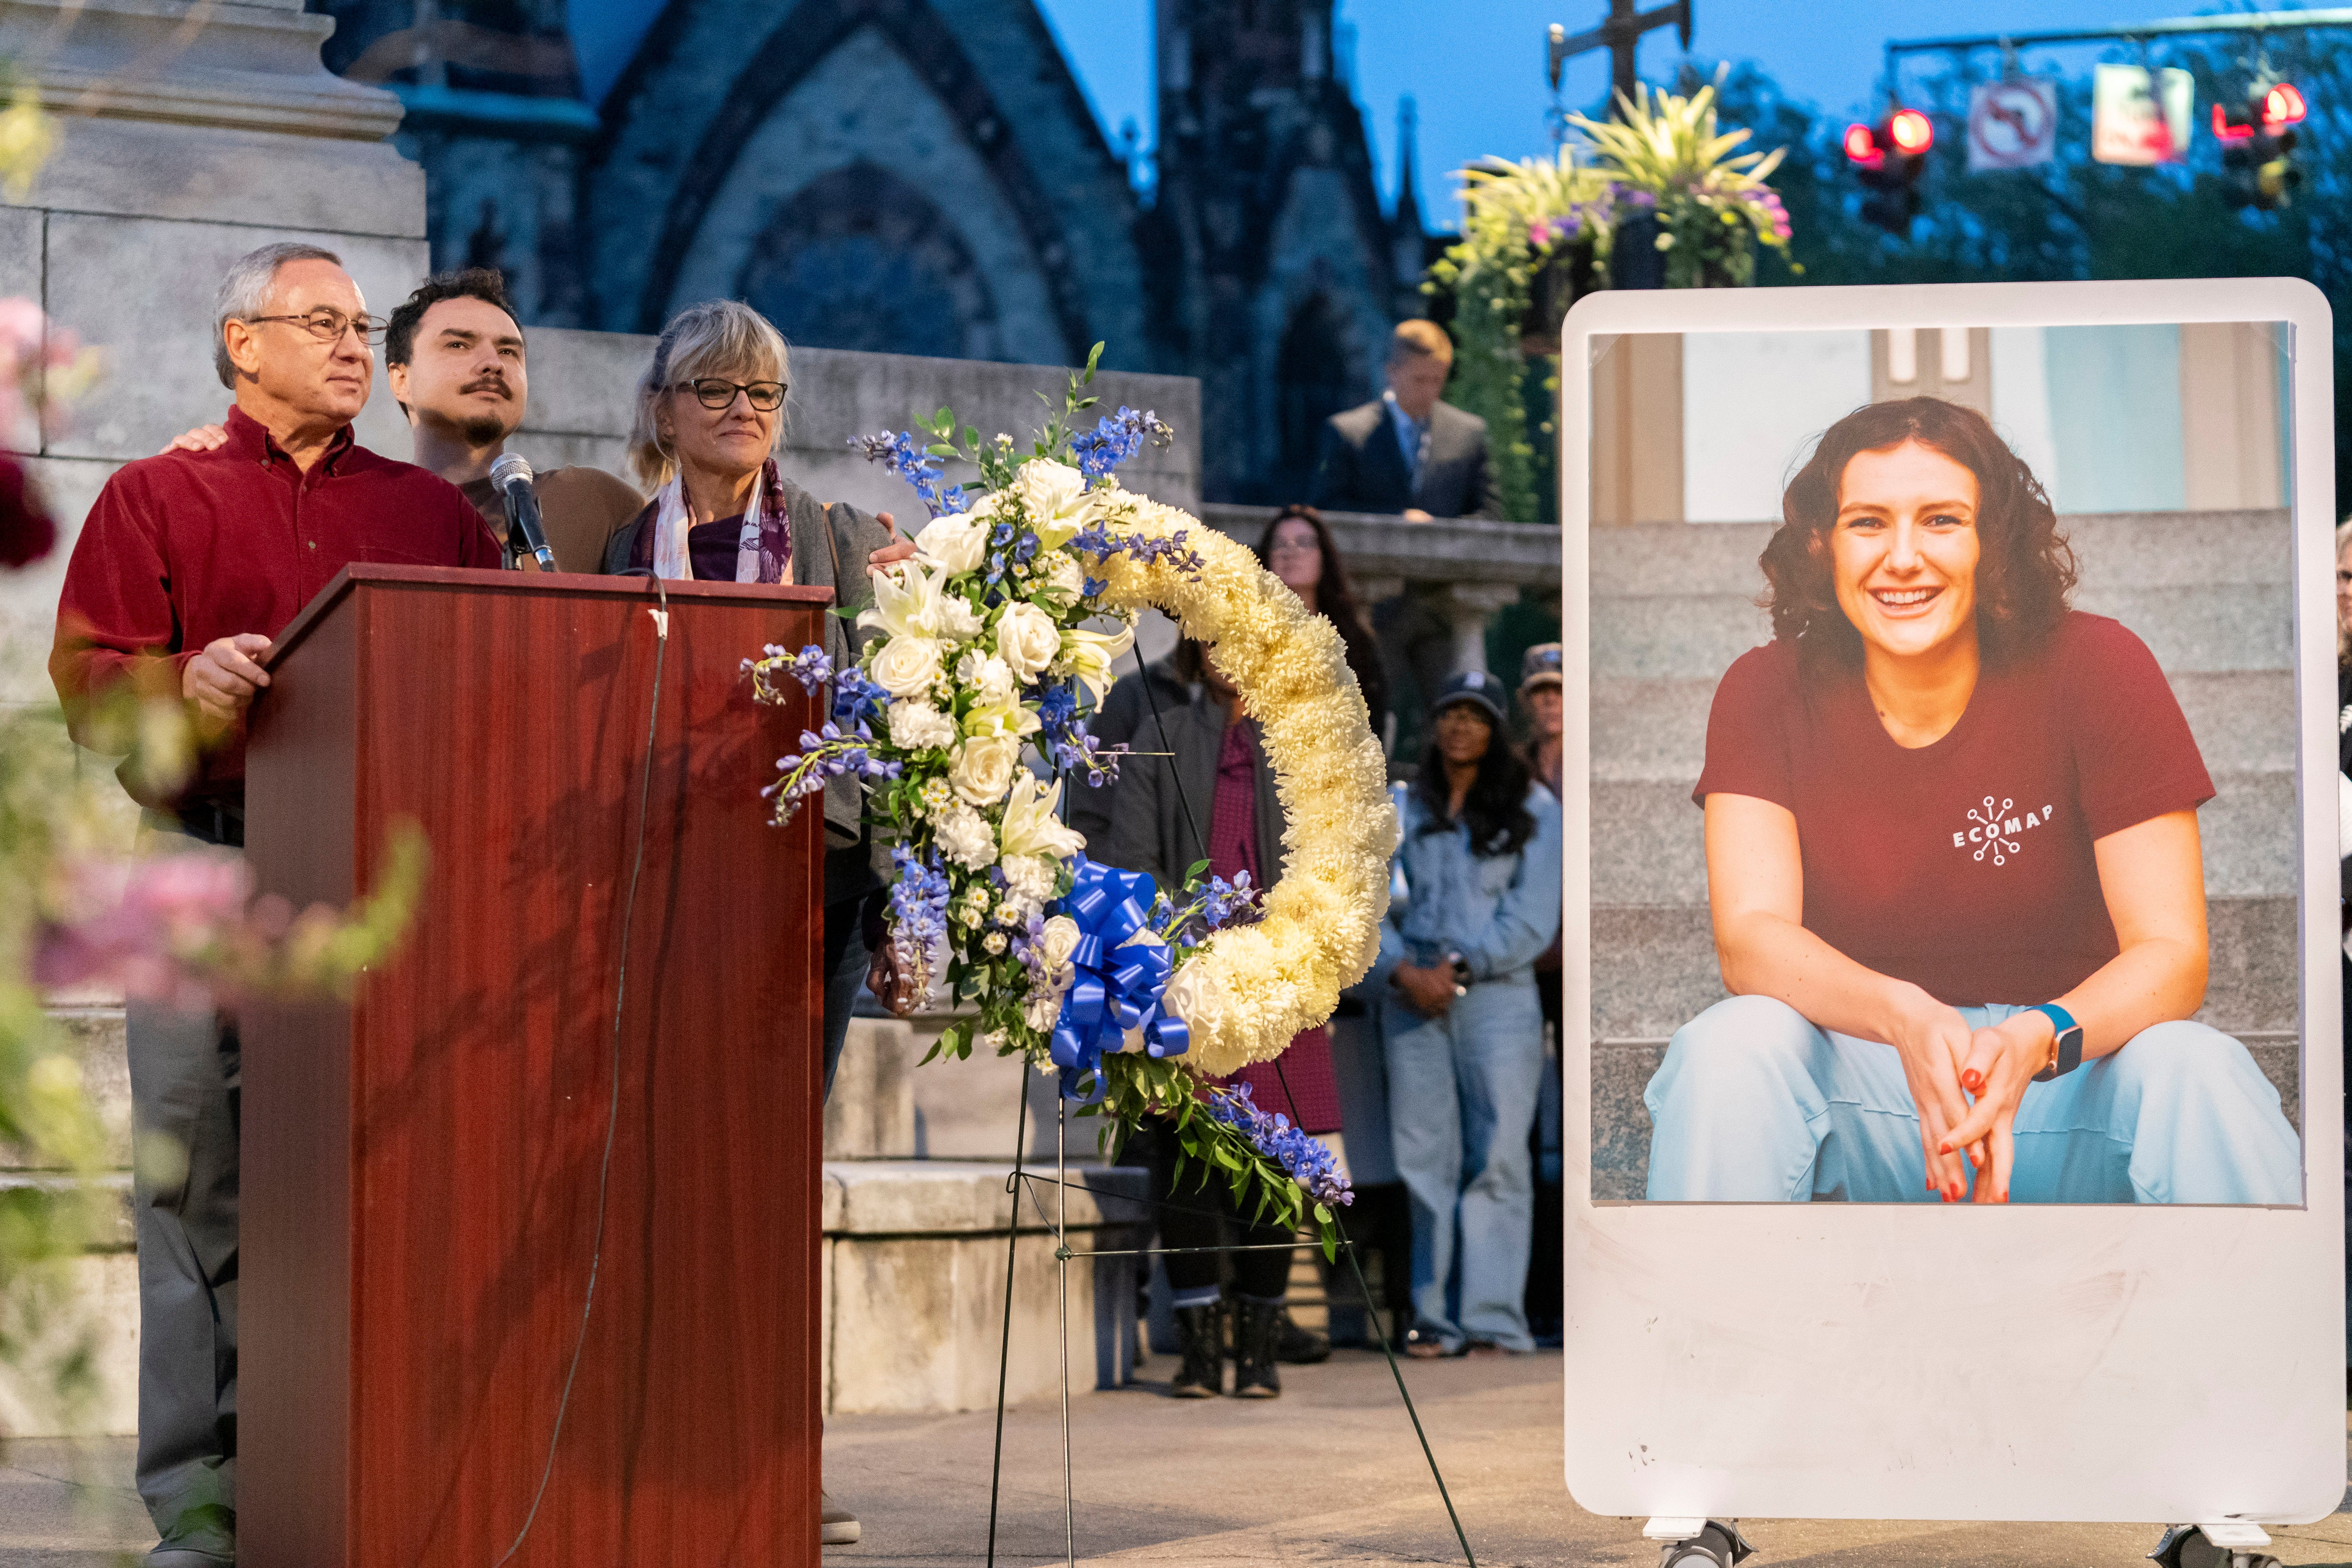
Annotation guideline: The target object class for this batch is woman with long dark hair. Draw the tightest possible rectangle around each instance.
[1365,671,1561,1356]
[1256,504,1390,748]
[1649,396,2298,1204]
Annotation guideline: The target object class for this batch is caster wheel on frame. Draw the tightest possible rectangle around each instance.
[2149,1524,2282,1568]
[1659,1521,1755,1568]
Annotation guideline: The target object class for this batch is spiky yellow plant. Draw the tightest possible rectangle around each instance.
[1572,78,1791,289]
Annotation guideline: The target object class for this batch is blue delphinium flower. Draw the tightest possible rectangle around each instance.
[1071,523,1204,580]
[1204,1082,1353,1209]
[1198,871,1259,932]
[852,430,969,517]
[830,665,887,731]
[1070,406,1176,478]
[887,845,952,981]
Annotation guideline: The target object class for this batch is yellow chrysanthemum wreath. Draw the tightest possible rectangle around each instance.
[1089,492,1401,1076]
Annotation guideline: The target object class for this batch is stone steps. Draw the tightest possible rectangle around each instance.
[1593,670,2297,782]
[1592,585,2293,681]
[1590,770,2296,906]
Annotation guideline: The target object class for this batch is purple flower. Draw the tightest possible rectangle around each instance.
[1069,406,1175,478]
[1203,1082,1353,1209]
[852,430,969,517]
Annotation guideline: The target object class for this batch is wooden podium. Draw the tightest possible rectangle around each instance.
[240,566,828,1567]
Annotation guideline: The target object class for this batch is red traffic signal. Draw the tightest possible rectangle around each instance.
[1888,108,1935,154]
[1844,122,1882,166]
[2213,102,2255,143]
[2263,82,2306,129]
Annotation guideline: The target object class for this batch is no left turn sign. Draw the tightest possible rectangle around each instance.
[1968,78,2059,171]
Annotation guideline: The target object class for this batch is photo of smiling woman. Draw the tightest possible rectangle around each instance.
[1644,395,2302,1205]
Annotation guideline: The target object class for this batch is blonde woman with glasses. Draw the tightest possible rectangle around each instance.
[601,299,914,1549]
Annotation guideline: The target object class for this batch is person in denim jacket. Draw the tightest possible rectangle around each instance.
[1363,671,1563,1356]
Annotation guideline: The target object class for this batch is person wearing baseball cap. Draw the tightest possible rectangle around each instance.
[1364,668,1562,1357]
[1514,643,1566,1344]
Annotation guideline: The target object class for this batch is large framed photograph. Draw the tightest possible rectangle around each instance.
[1562,279,2341,1521]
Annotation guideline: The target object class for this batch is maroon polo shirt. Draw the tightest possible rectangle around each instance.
[50,405,501,809]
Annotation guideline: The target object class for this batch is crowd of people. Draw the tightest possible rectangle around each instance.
[46,240,1551,1563]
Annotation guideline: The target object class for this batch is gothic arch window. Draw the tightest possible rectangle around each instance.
[1275,290,1356,502]
[736,163,1000,360]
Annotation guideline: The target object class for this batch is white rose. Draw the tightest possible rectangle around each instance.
[995,601,1061,681]
[955,650,1019,707]
[949,734,1021,807]
[886,701,957,751]
[1161,960,1230,1039]
[934,803,998,869]
[1038,913,1082,969]
[999,775,1087,862]
[1024,993,1063,1032]
[1057,624,1135,707]
[1014,458,1100,549]
[914,513,989,574]
[939,595,982,641]
[868,635,944,700]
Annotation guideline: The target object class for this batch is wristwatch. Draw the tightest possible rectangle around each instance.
[1448,953,1472,996]
[2027,1002,2085,1082]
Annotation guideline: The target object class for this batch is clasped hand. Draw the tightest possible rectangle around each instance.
[1891,995,2053,1203]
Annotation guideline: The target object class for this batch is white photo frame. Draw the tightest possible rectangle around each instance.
[1560,278,2342,1523]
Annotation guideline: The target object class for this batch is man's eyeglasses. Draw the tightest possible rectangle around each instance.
[245,310,387,347]
[683,378,786,412]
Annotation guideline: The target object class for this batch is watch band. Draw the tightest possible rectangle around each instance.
[2027,1002,2085,1082]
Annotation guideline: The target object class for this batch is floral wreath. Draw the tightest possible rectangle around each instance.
[747,349,1397,1243]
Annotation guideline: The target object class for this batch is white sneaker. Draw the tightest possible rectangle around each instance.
[821,1488,862,1546]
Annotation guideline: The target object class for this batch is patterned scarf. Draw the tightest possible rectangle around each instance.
[641,457,792,582]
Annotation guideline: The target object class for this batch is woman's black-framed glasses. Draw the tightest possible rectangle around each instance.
[684,378,786,412]
[245,309,388,347]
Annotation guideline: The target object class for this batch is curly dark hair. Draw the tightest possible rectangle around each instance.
[1413,703,1536,858]
[384,267,520,370]
[1254,504,1390,727]
[1760,396,2076,673]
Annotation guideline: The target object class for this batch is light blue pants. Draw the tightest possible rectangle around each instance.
[1383,978,1545,1350]
[1645,995,2303,1204]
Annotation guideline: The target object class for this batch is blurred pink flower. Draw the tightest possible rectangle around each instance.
[35,850,255,1011]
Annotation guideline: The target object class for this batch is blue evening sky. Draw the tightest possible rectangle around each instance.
[573,2,2279,218]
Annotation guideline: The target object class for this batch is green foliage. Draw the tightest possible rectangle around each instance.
[1423,148,1616,523]
[1572,78,1793,290]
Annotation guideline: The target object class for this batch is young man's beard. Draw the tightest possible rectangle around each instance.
[452,412,507,446]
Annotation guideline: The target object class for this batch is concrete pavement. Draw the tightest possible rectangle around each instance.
[8,1350,2348,1565]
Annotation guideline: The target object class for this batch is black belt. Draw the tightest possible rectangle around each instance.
[174,800,245,848]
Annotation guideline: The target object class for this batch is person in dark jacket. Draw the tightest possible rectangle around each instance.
[1255,504,1390,751]
[1307,320,1500,522]
[1108,645,1341,1397]
[1067,638,1197,848]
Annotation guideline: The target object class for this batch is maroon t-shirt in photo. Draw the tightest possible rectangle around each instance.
[1692,612,2214,1005]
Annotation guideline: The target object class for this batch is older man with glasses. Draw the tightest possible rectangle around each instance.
[49,241,500,1568]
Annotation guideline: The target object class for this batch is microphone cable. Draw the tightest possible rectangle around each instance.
[495,572,670,1565]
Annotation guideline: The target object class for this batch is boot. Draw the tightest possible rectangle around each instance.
[1170,1302,1223,1397]
[1275,1305,1331,1364]
[1231,1296,1284,1398]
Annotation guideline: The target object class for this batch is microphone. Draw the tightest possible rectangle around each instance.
[488,452,557,573]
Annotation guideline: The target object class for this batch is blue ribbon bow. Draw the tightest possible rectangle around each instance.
[1049,855,1191,1101]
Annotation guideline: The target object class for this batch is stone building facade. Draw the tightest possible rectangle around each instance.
[307,0,1426,501]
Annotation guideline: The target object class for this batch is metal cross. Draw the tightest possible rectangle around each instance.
[1550,0,1695,120]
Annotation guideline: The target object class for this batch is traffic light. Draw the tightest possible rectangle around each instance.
[1845,109,1934,236]
[2215,80,2306,211]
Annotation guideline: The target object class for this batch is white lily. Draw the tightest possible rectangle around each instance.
[998,774,1087,862]
[1014,458,1102,550]
[1058,623,1136,707]
[857,557,948,639]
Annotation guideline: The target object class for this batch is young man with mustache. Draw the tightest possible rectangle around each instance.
[166,270,641,571]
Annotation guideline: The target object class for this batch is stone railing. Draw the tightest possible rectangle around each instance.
[1197,504,1564,675]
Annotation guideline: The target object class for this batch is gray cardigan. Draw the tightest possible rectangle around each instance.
[602,476,895,890]
[1104,694,1287,896]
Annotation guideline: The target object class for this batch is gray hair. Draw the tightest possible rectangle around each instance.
[214,241,345,389]
[627,299,791,488]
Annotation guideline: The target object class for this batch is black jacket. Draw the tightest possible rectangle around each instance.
[1308,397,1500,519]
[1105,695,1287,896]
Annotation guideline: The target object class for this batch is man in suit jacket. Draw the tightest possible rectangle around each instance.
[1308,319,1501,521]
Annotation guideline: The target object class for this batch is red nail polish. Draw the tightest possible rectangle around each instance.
[1938,1143,1951,1154]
